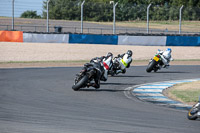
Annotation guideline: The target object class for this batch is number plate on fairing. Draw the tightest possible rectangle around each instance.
[153,56,160,62]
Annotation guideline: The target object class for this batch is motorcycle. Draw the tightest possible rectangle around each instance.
[108,56,125,76]
[72,63,101,91]
[187,97,200,120]
[146,53,164,73]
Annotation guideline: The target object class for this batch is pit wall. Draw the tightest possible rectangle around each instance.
[0,31,200,46]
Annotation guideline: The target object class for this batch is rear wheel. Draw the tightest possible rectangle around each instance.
[72,75,88,91]
[146,60,157,73]
[154,67,159,72]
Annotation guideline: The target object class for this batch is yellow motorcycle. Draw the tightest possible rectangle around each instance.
[146,53,164,73]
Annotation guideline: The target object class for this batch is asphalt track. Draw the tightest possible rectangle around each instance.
[0,65,200,133]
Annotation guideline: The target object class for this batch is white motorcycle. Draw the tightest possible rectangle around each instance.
[146,49,173,73]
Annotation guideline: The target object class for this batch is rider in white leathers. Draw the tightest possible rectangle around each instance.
[102,53,113,80]
[114,50,133,74]
[157,48,173,69]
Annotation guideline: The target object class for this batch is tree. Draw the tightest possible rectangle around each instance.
[20,10,41,19]
[42,0,200,21]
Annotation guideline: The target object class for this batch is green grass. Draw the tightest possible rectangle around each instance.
[91,20,200,32]
[173,59,200,61]
[171,90,200,102]
[1,59,200,64]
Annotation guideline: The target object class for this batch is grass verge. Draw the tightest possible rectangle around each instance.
[92,20,200,32]
[0,59,200,64]
[167,81,200,104]
[0,59,200,68]
[0,60,89,64]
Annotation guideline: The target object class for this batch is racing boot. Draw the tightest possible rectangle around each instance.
[116,70,122,74]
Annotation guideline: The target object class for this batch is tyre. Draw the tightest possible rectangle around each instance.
[108,70,115,76]
[72,75,88,91]
[146,60,157,73]
[154,67,159,72]
[187,108,198,120]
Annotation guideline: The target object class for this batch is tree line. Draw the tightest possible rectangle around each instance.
[21,0,200,21]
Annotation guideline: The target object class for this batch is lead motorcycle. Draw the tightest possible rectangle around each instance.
[187,97,200,120]
[72,63,101,91]
[146,53,165,73]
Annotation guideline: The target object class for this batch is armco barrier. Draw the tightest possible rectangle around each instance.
[118,36,167,46]
[1,31,200,46]
[69,34,118,45]
[166,36,200,46]
[0,31,23,42]
[23,33,69,43]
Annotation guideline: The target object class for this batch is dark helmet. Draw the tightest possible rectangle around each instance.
[107,52,113,57]
[127,50,132,57]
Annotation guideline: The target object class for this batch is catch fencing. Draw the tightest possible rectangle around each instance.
[0,0,199,35]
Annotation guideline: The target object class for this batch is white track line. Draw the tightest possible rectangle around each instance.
[125,78,200,110]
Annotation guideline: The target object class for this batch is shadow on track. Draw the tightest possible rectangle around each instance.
[78,88,127,92]
[156,71,189,73]
[109,75,149,78]
[101,82,137,86]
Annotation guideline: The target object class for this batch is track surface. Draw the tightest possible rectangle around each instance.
[0,65,200,133]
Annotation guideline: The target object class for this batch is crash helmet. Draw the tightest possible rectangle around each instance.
[127,50,133,57]
[166,48,172,53]
[107,52,113,58]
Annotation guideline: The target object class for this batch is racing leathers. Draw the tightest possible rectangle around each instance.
[101,55,113,81]
[82,62,102,89]
[157,49,173,69]
[88,53,113,88]
[114,53,132,74]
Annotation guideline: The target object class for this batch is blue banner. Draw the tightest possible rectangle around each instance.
[69,34,118,45]
[166,36,200,46]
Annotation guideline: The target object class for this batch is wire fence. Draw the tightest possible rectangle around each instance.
[0,0,199,35]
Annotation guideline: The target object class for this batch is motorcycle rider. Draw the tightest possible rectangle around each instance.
[113,50,133,74]
[87,52,113,88]
[157,48,173,69]
[90,52,113,64]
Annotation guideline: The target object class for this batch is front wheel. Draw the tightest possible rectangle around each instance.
[187,107,198,120]
[146,60,157,73]
[72,75,88,91]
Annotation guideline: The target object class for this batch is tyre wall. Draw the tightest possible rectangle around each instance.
[0,31,200,46]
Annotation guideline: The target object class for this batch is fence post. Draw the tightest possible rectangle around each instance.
[81,0,85,34]
[147,3,151,34]
[47,0,50,32]
[12,0,15,31]
[110,1,118,34]
[179,5,184,34]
